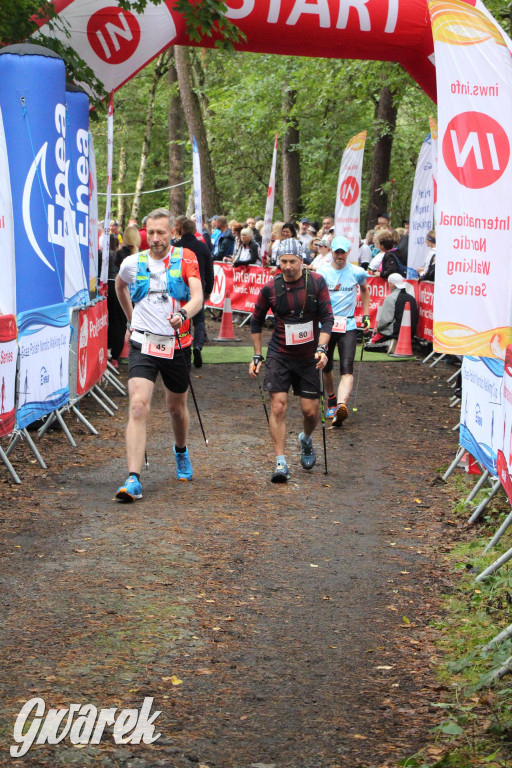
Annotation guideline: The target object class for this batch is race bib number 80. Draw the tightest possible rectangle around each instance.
[285,321,314,346]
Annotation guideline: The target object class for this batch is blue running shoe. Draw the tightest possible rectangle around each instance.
[299,431,316,470]
[116,475,142,502]
[174,446,193,481]
[271,463,290,483]
[325,406,336,419]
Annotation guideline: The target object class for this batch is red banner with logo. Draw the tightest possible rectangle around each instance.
[76,300,108,397]
[0,314,17,437]
[207,266,434,341]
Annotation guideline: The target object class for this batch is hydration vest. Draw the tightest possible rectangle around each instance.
[130,248,191,304]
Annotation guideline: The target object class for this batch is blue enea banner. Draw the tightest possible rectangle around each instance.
[65,85,90,303]
[16,303,70,429]
[0,44,66,314]
[460,356,505,477]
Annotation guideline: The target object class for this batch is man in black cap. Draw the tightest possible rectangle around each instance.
[249,239,333,483]
[175,217,214,368]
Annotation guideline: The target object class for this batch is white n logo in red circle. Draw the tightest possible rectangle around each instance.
[339,176,359,206]
[87,7,141,65]
[442,111,509,189]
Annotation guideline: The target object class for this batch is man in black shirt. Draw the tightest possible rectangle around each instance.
[175,218,214,368]
[249,239,333,483]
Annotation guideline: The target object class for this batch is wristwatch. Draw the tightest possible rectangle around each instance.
[175,309,188,322]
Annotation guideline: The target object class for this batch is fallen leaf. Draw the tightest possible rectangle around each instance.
[376,665,394,670]
[403,616,411,624]
[73,549,87,554]
[414,498,422,503]
[310,564,319,568]
[352,734,368,739]
[170,675,183,686]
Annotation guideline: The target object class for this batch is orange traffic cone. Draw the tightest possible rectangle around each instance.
[215,291,240,342]
[390,306,414,357]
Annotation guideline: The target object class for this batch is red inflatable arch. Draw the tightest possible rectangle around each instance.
[44,0,480,100]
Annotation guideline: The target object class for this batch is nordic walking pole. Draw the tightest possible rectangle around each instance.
[176,335,209,446]
[319,369,328,475]
[352,338,365,413]
[257,377,270,424]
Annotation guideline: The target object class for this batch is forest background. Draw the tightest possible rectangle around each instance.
[2,0,512,232]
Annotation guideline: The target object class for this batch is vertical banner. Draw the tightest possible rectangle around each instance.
[460,355,504,476]
[88,132,99,295]
[0,105,15,316]
[0,315,17,437]
[16,303,70,429]
[64,86,89,306]
[429,0,512,358]
[192,136,203,235]
[260,133,278,265]
[100,93,114,292]
[334,130,367,259]
[0,45,67,314]
[407,133,434,278]
[429,117,438,223]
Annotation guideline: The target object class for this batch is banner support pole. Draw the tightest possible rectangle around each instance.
[468,480,501,524]
[0,444,21,484]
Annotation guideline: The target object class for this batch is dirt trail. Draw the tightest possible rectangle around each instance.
[0,341,459,768]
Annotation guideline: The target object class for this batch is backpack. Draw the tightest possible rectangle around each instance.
[274,269,318,318]
[380,248,407,280]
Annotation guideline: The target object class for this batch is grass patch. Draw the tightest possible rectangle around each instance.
[403,479,512,767]
[202,344,416,364]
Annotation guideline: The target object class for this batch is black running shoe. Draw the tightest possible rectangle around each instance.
[193,348,203,368]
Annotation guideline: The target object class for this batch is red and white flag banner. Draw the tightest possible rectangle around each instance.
[334,130,367,259]
[100,93,113,293]
[76,299,108,397]
[0,315,17,437]
[260,133,278,266]
[429,0,512,358]
[407,132,434,278]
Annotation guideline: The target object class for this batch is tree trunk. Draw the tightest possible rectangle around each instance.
[116,144,127,229]
[168,51,186,216]
[367,85,398,230]
[129,52,169,223]
[282,85,301,221]
[174,45,221,222]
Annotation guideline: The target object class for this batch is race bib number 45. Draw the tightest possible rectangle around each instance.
[285,321,314,346]
[142,333,175,359]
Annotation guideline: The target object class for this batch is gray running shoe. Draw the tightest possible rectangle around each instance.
[271,463,290,483]
[299,431,316,469]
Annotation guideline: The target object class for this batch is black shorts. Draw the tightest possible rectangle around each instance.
[264,355,321,399]
[128,341,191,393]
[324,330,358,376]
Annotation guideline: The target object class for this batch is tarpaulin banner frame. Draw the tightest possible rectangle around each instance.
[76,298,108,397]
[460,355,504,477]
[0,315,17,437]
[16,303,70,429]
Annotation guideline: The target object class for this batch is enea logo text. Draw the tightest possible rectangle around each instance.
[40,367,50,386]
[442,111,510,189]
[22,104,67,272]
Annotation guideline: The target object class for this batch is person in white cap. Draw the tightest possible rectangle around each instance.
[316,235,371,426]
[365,272,418,353]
